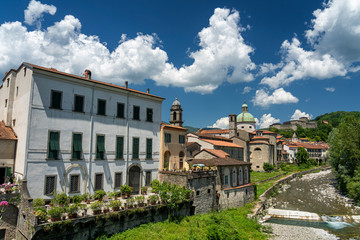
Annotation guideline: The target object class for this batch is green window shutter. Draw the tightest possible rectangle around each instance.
[6,167,11,178]
[73,134,82,151]
[133,138,139,159]
[50,132,60,150]
[116,136,124,159]
[96,135,105,159]
[146,139,152,159]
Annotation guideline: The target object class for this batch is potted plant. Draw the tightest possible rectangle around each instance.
[126,197,135,209]
[109,200,121,211]
[79,204,87,216]
[120,185,132,198]
[54,192,69,207]
[103,203,110,213]
[148,195,159,205]
[135,195,145,207]
[94,190,106,201]
[48,206,63,222]
[33,198,45,213]
[72,195,82,204]
[67,204,79,219]
[90,201,103,215]
[35,209,48,224]
[141,186,148,195]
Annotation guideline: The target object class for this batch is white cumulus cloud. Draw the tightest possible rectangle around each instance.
[261,0,360,89]
[24,0,56,27]
[256,114,280,129]
[209,117,229,129]
[242,86,252,94]
[252,88,299,108]
[291,109,312,120]
[0,3,256,94]
[325,87,335,92]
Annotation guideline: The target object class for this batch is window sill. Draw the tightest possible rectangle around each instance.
[132,158,140,160]
[73,110,85,113]
[145,158,153,160]
[116,116,125,119]
[114,158,124,160]
[46,158,59,160]
[97,114,106,116]
[70,158,83,161]
[132,118,141,121]
[49,107,63,110]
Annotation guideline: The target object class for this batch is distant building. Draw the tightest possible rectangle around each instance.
[270,117,317,130]
[0,62,164,199]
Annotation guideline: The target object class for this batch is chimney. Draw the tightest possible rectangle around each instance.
[84,69,91,80]
[147,88,150,94]
[125,81,128,88]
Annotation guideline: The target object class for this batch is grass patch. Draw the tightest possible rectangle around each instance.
[251,171,285,183]
[97,203,269,240]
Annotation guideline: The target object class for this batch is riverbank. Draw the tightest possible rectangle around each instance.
[263,222,338,240]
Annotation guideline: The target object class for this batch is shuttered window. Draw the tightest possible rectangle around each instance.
[165,133,171,143]
[45,176,56,195]
[179,135,185,144]
[146,138,152,159]
[48,131,60,159]
[96,135,105,159]
[133,106,140,120]
[114,172,122,189]
[146,108,153,122]
[50,90,62,109]
[97,99,106,115]
[116,136,124,159]
[74,95,84,112]
[117,103,125,118]
[95,173,103,190]
[132,137,139,159]
[72,133,82,160]
[70,175,80,193]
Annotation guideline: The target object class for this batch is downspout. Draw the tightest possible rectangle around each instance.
[88,85,95,192]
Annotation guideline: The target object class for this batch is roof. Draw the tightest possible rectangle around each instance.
[172,97,181,106]
[21,62,165,100]
[249,141,269,145]
[237,112,256,123]
[189,132,232,142]
[186,142,200,147]
[194,149,230,158]
[251,136,269,140]
[202,139,243,148]
[253,130,277,135]
[285,142,328,150]
[191,158,251,166]
[199,129,229,135]
[161,123,187,131]
[0,122,17,140]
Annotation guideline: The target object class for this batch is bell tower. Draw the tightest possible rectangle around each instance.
[170,97,183,127]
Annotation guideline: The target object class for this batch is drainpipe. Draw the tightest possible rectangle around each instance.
[88,85,95,193]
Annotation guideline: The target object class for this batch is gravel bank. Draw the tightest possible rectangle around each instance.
[263,223,338,240]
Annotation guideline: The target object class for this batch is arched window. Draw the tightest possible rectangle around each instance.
[232,168,237,186]
[173,112,177,120]
[238,168,243,185]
[255,148,261,151]
[179,151,184,169]
[244,167,248,184]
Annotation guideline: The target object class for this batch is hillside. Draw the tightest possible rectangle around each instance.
[270,111,360,142]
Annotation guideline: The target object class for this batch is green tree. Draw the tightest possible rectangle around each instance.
[296,147,309,166]
[329,116,360,201]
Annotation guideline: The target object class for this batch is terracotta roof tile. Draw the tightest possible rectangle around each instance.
[251,136,269,140]
[249,141,269,145]
[191,158,251,166]
[202,139,243,148]
[197,149,230,158]
[161,123,187,131]
[0,122,17,140]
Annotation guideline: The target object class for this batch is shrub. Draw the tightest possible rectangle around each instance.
[126,197,136,207]
[72,195,82,204]
[33,198,45,208]
[81,193,90,201]
[48,206,63,219]
[94,190,106,200]
[54,192,69,206]
[67,204,79,214]
[263,163,274,173]
[308,158,318,166]
[90,201,103,211]
[120,185,132,195]
[150,180,161,193]
[148,195,159,204]
[35,209,48,222]
[109,200,122,209]
[135,195,145,205]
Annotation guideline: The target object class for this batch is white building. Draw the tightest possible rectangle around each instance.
[0,62,164,199]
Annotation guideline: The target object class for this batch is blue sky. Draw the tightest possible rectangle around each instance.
[0,0,359,129]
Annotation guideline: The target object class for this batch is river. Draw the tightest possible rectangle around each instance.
[265,169,360,239]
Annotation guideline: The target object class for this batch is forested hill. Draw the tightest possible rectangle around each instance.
[314,111,360,128]
[270,111,360,142]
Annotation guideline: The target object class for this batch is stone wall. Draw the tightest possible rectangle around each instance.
[17,180,36,240]
[0,193,20,240]
[220,184,254,210]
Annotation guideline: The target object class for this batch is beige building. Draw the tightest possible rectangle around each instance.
[0,121,17,183]
[159,98,188,170]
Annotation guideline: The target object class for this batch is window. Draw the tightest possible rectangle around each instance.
[145,171,151,186]
[132,137,139,159]
[224,175,229,185]
[114,172,122,189]
[116,136,124,159]
[45,175,56,195]
[133,106,140,120]
[179,135,185,144]
[5,99,7,107]
[50,90,62,109]
[146,108,153,122]
[7,79,9,87]
[165,133,171,143]
[95,173,103,190]
[196,191,200,196]
[48,131,60,159]
[69,175,80,193]
[97,99,106,115]
[146,138,152,159]
[208,189,211,194]
[179,152,184,169]
[74,95,84,112]
[72,133,82,160]
[96,135,105,159]
[117,103,125,118]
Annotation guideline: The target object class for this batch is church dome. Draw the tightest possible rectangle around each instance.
[172,97,181,106]
[237,112,256,123]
